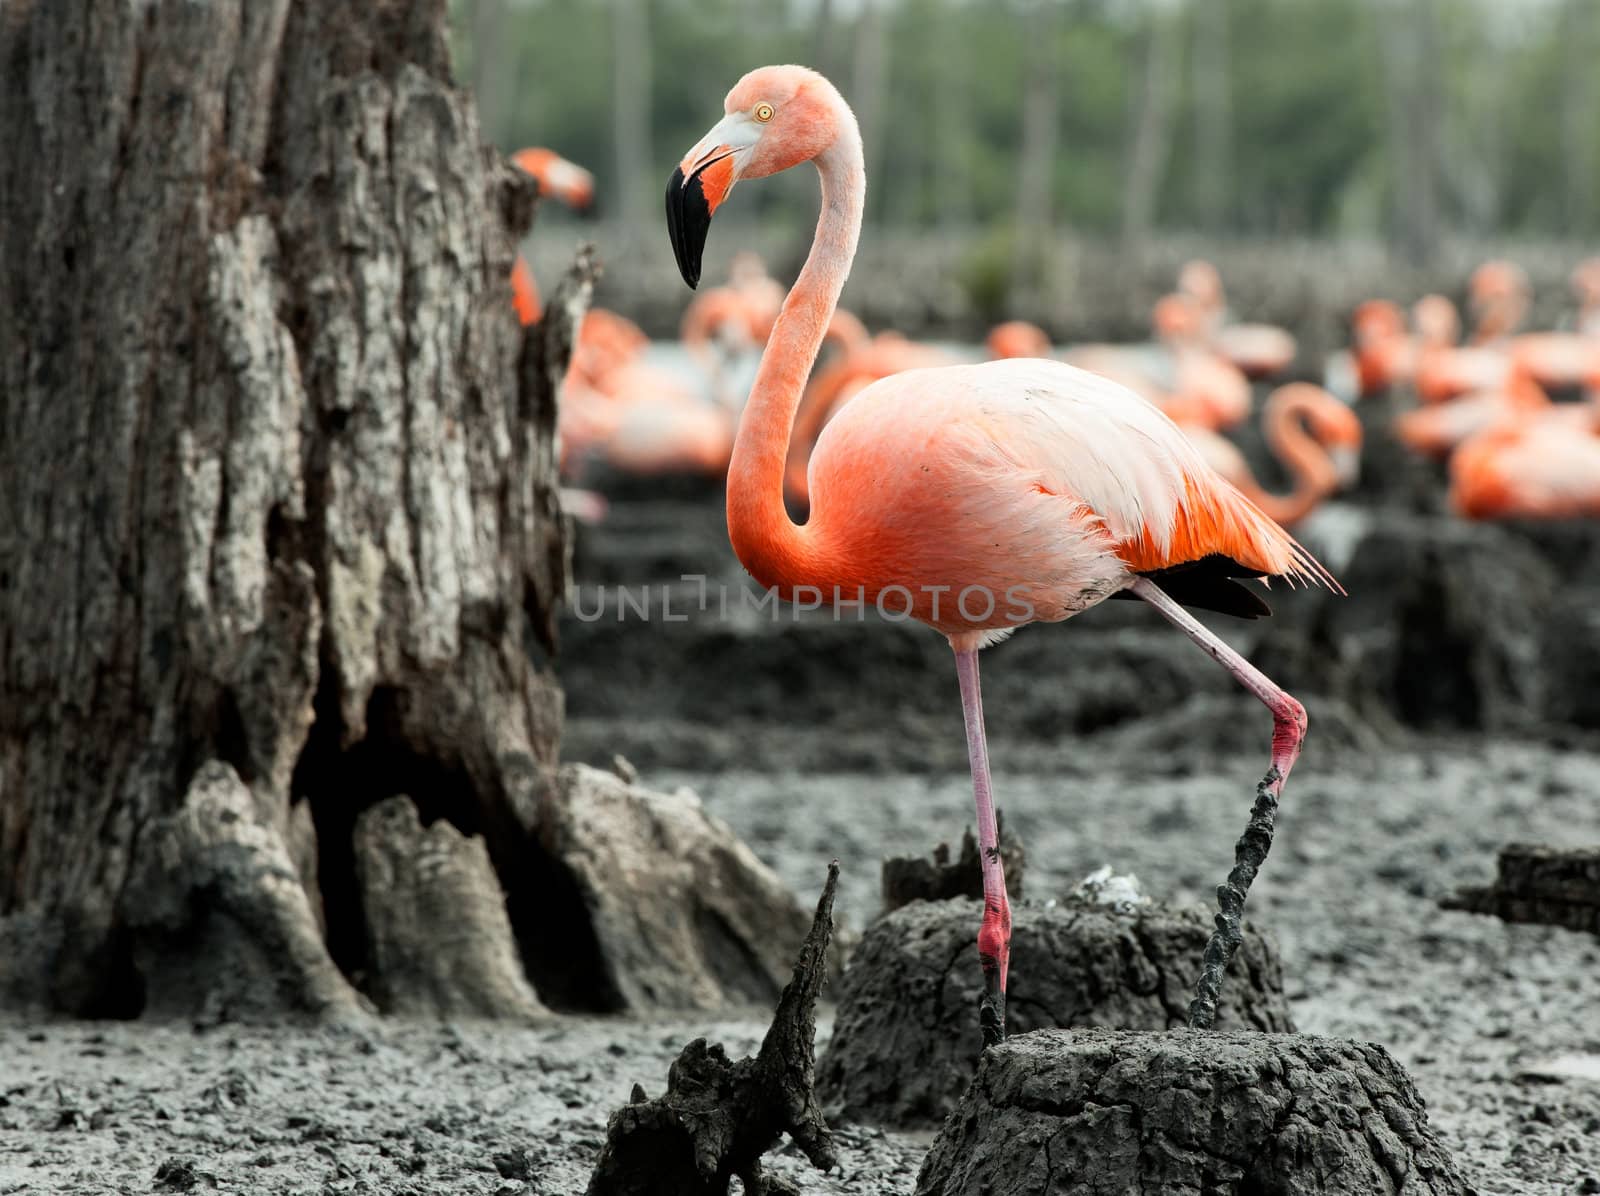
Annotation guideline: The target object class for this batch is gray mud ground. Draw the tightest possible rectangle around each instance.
[3,739,1598,1194]
[7,461,1600,1194]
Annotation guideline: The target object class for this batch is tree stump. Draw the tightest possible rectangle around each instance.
[1442,843,1600,935]
[818,898,1292,1126]
[917,1029,1471,1196]
[528,764,832,1012]
[586,864,840,1196]
[880,814,1026,913]
[0,0,576,1016]
[353,796,545,1020]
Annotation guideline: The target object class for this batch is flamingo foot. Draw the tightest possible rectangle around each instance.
[977,896,1011,1047]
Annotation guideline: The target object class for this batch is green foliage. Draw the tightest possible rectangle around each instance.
[452,0,1600,243]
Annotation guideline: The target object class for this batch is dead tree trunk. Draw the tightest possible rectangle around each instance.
[0,0,572,1018]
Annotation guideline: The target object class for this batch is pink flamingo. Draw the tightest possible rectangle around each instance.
[1181,384,1362,527]
[666,65,1338,1042]
[1508,263,1600,392]
[1394,367,1551,460]
[507,148,596,325]
[1350,300,1413,396]
[1059,295,1253,430]
[1450,396,1600,519]
[1178,260,1299,379]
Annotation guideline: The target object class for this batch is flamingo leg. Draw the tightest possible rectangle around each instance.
[1129,578,1307,1030]
[953,644,1012,1048]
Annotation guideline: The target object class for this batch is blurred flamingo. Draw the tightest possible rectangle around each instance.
[667,64,1337,1041]
[1062,294,1253,430]
[1349,300,1413,396]
[985,320,1054,360]
[1181,384,1362,527]
[1573,258,1600,337]
[507,148,596,325]
[1413,291,1513,404]
[1394,367,1551,460]
[1178,259,1298,379]
[680,250,787,391]
[784,322,953,506]
[1507,262,1600,392]
[1450,396,1600,519]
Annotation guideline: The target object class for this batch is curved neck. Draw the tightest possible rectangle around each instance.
[726,128,865,587]
[1254,393,1337,525]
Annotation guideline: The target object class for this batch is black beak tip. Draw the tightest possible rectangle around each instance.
[665,165,710,290]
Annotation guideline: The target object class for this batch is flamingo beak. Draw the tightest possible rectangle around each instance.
[666,114,760,288]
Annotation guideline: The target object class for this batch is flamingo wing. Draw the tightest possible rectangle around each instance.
[808,359,1334,622]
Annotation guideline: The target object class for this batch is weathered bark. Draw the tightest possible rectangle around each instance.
[530,764,831,1013]
[0,0,571,1017]
[917,1029,1470,1195]
[586,864,840,1196]
[353,795,546,1020]
[1443,843,1600,935]
[818,897,1292,1127]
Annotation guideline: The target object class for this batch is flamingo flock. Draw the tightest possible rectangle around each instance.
[1365,258,1600,518]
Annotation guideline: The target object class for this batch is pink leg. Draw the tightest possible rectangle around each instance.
[1131,578,1307,1029]
[954,644,1012,1047]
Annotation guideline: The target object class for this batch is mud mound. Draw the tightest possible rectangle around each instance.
[917,1028,1470,1195]
[817,898,1291,1126]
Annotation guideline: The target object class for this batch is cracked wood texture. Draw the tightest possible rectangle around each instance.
[818,898,1292,1126]
[0,0,571,1016]
[918,1029,1471,1196]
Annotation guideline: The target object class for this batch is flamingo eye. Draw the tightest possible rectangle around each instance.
[754,103,774,123]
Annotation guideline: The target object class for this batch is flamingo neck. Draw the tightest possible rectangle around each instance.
[1258,392,1338,524]
[726,125,864,589]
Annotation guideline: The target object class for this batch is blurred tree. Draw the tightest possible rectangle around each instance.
[612,0,654,235]
[1121,2,1181,253]
[1377,0,1441,263]
[1011,0,1062,303]
[1560,0,1596,237]
[851,0,892,225]
[1190,0,1233,231]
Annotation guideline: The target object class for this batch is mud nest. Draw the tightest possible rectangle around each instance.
[917,1028,1470,1195]
[818,897,1292,1126]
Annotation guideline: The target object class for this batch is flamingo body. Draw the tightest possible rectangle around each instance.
[779,359,1327,637]
[1451,410,1600,519]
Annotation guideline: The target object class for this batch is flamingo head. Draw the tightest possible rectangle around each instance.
[986,321,1052,360]
[667,66,852,287]
[1571,257,1600,307]
[1411,294,1460,347]
[1152,293,1202,343]
[1351,299,1404,345]
[1177,260,1224,312]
